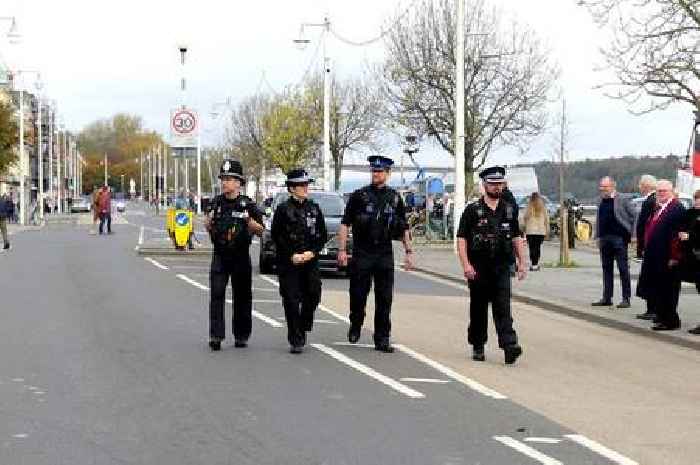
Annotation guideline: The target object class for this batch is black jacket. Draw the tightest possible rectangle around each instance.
[271,197,328,268]
[636,192,656,258]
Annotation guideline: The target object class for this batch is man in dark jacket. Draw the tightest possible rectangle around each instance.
[635,175,657,260]
[636,180,686,330]
[0,193,11,250]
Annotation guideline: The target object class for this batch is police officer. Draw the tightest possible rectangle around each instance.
[271,169,328,354]
[337,155,413,353]
[456,166,527,365]
[205,159,265,351]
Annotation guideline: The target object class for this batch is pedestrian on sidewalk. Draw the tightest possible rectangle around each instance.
[205,159,265,351]
[456,166,527,365]
[592,176,636,309]
[90,186,101,235]
[679,189,700,334]
[272,169,327,354]
[523,192,549,271]
[0,192,11,250]
[636,180,685,330]
[97,186,112,235]
[337,155,413,353]
[635,175,657,260]
[9,192,17,223]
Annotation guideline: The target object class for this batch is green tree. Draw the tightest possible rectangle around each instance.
[0,99,19,177]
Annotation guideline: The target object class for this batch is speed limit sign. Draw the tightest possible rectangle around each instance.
[170,108,199,148]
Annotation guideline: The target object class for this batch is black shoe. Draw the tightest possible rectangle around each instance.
[290,345,304,354]
[2,244,9,250]
[688,326,700,335]
[472,347,485,362]
[652,323,680,331]
[234,339,248,348]
[591,300,613,307]
[348,326,361,344]
[375,343,395,353]
[636,312,657,320]
[209,340,221,351]
[504,345,523,365]
[616,300,631,309]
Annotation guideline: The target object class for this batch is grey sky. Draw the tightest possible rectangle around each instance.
[0,0,692,167]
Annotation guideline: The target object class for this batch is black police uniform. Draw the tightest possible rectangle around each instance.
[208,161,264,348]
[271,176,328,350]
[342,157,408,349]
[457,192,520,353]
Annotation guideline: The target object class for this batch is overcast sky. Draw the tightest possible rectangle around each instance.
[0,0,692,167]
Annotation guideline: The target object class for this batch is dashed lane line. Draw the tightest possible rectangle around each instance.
[144,258,169,270]
[311,343,425,399]
[400,378,450,384]
[493,436,563,465]
[565,434,639,465]
[524,438,563,444]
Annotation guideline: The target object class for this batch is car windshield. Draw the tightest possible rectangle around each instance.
[274,192,346,217]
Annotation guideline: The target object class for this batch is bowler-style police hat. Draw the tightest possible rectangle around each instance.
[479,166,506,184]
[285,168,314,186]
[368,155,394,172]
[218,159,245,182]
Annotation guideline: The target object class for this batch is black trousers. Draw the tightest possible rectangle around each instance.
[209,253,252,341]
[599,235,631,302]
[646,272,681,327]
[526,234,545,266]
[349,253,394,345]
[99,212,112,234]
[467,269,518,349]
[278,262,322,346]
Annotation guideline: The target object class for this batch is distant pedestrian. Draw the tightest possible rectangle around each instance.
[0,193,11,250]
[636,180,685,331]
[523,192,549,271]
[635,175,657,260]
[90,187,102,235]
[592,177,636,309]
[457,166,526,364]
[97,186,112,235]
[9,195,17,223]
[679,190,700,334]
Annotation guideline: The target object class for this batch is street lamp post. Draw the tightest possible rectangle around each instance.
[294,17,332,191]
[13,70,41,225]
[36,79,44,221]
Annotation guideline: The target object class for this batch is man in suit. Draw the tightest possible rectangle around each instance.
[592,177,637,308]
[636,180,686,330]
[634,175,657,319]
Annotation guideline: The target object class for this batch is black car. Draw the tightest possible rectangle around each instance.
[259,191,353,275]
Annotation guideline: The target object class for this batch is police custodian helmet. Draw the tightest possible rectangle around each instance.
[219,159,245,183]
[285,168,314,187]
[479,166,506,183]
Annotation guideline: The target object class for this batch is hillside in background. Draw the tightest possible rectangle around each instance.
[521,155,684,203]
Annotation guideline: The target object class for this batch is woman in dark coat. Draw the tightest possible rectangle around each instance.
[680,190,700,334]
[636,182,686,331]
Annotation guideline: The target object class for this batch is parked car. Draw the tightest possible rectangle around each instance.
[113,193,126,212]
[259,191,353,275]
[70,196,91,213]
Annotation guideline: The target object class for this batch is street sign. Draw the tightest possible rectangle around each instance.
[170,108,198,149]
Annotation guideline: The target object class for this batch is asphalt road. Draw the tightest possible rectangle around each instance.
[0,203,693,465]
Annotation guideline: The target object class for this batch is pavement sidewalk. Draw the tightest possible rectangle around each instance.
[407,240,700,350]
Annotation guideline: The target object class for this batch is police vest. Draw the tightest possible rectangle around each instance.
[283,199,323,253]
[355,187,405,245]
[470,201,515,261]
[210,195,254,253]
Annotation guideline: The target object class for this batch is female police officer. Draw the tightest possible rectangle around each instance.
[205,159,264,351]
[271,169,328,353]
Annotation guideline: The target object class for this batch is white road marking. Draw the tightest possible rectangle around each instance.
[176,274,209,291]
[259,275,280,288]
[394,344,507,400]
[565,434,639,465]
[318,304,350,323]
[333,342,376,348]
[493,436,563,465]
[252,299,281,304]
[145,258,169,270]
[225,299,284,328]
[12,434,28,439]
[524,437,563,444]
[138,225,144,245]
[33,391,45,395]
[11,378,24,382]
[400,378,450,384]
[312,343,425,399]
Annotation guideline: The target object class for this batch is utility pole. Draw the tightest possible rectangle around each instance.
[559,98,570,266]
[139,153,143,200]
[453,0,466,248]
[196,134,201,213]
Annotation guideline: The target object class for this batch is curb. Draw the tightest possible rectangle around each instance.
[411,265,700,352]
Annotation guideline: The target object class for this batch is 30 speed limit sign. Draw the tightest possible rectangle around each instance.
[170,108,199,148]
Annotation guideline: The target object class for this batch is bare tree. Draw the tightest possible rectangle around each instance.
[377,0,558,195]
[580,0,700,113]
[304,72,384,190]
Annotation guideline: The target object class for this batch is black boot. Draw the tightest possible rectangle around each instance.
[504,344,523,365]
[348,326,361,344]
[209,339,221,351]
[472,346,485,362]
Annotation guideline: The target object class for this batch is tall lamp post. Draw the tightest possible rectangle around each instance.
[13,69,41,225]
[294,16,332,191]
[35,79,44,221]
